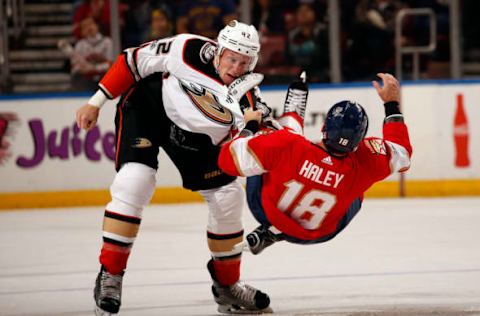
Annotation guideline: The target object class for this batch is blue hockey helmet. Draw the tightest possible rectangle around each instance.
[322,100,369,154]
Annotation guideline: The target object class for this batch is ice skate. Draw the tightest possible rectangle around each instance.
[283,71,308,119]
[208,260,273,314]
[94,266,123,315]
[246,225,285,255]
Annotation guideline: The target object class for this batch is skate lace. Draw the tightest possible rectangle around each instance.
[231,282,257,303]
[99,271,122,300]
[285,88,307,117]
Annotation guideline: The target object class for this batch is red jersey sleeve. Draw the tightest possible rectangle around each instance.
[98,53,135,99]
[383,121,413,157]
[218,129,298,177]
[356,121,412,182]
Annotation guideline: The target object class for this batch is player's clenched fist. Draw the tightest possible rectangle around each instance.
[372,73,400,103]
[243,108,262,124]
[76,104,100,130]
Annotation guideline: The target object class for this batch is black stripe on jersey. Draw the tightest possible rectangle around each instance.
[103,236,132,247]
[123,51,137,84]
[207,230,244,240]
[98,84,113,99]
[182,38,223,85]
[132,47,141,81]
[105,211,141,224]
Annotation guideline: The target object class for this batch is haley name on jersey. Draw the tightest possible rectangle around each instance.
[98,34,245,145]
[219,121,412,241]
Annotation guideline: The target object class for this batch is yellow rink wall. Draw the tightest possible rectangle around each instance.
[1,80,479,210]
[1,179,480,210]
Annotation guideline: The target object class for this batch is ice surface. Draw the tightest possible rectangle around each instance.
[0,197,479,316]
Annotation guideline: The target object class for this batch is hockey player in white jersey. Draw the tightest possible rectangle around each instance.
[76,21,273,315]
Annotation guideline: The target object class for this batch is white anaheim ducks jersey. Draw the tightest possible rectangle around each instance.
[100,33,246,145]
[162,76,244,144]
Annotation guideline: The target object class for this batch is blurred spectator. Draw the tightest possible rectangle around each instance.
[251,0,285,35]
[381,0,450,79]
[282,0,327,33]
[403,1,449,50]
[121,0,150,47]
[59,17,113,91]
[344,0,406,80]
[145,6,174,41]
[176,0,237,39]
[408,0,450,62]
[73,0,112,39]
[404,0,450,78]
[122,1,175,47]
[357,0,401,31]
[286,3,329,82]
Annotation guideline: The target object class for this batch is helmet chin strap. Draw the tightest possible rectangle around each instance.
[213,46,225,73]
[213,54,220,74]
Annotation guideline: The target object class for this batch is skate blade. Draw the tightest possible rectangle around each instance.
[94,305,114,316]
[218,305,273,314]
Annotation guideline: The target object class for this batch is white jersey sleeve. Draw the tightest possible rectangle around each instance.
[385,140,411,173]
[123,36,176,81]
[123,34,228,95]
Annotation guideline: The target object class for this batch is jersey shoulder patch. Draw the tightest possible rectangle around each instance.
[364,138,387,155]
[182,38,220,81]
[199,42,216,64]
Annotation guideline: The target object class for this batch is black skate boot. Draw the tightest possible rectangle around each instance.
[283,71,308,119]
[94,266,123,315]
[207,259,273,314]
[246,225,285,255]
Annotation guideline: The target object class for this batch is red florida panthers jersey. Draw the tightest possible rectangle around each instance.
[219,122,412,241]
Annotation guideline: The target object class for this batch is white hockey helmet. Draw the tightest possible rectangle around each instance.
[216,20,260,72]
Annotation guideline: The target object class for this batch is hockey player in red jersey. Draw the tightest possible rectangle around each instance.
[75,21,273,315]
[218,73,412,254]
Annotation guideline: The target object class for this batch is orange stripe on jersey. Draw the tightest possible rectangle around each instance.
[246,90,255,109]
[229,145,245,177]
[100,53,135,99]
[247,144,265,171]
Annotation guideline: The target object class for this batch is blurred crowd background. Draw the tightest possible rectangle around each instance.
[1,0,479,93]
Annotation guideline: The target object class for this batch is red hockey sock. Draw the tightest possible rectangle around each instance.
[212,257,241,286]
[99,242,131,275]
